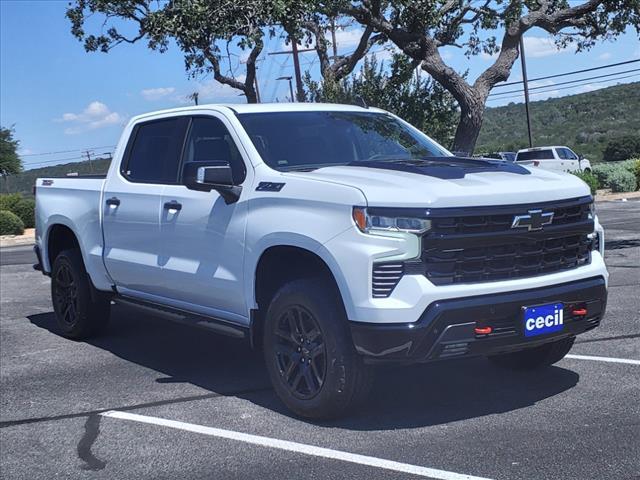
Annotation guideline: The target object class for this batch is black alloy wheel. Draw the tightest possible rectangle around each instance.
[273,305,327,399]
[53,262,80,327]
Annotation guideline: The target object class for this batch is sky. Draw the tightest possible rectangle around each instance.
[1,0,639,170]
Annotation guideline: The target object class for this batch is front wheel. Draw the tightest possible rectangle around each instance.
[51,249,110,339]
[488,336,575,370]
[263,277,373,419]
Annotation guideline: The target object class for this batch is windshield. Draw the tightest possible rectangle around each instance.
[503,152,516,162]
[237,111,451,171]
[517,150,554,161]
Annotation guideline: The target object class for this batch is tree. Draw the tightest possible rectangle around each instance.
[603,135,640,162]
[330,0,639,154]
[0,126,22,176]
[67,0,290,103]
[306,54,458,145]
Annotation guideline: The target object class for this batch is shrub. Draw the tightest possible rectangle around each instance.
[592,163,618,188]
[608,168,637,193]
[0,210,25,235]
[571,170,598,195]
[603,135,640,162]
[631,158,640,190]
[0,193,22,211]
[12,198,35,228]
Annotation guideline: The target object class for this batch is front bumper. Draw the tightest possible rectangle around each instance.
[350,276,607,364]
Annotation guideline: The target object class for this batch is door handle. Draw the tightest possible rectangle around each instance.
[106,197,120,207]
[164,200,182,211]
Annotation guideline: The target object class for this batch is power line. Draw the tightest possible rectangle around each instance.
[493,58,640,88]
[487,74,639,103]
[25,153,113,168]
[20,145,116,157]
[489,68,640,97]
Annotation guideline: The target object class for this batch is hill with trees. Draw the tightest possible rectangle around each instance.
[476,82,640,162]
[0,158,111,195]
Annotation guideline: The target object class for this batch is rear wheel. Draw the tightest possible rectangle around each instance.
[488,336,575,370]
[51,249,110,339]
[263,277,373,419]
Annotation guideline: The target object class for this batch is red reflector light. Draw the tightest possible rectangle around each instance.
[474,326,492,335]
[572,308,587,316]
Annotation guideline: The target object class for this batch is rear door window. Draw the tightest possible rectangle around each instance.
[123,117,189,184]
[517,149,555,161]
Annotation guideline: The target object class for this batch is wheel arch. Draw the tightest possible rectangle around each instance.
[249,239,353,349]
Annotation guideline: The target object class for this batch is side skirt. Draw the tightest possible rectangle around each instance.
[114,296,249,340]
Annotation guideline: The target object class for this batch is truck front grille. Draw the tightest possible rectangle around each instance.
[423,234,592,285]
[421,196,594,286]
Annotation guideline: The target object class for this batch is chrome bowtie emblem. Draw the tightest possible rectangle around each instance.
[511,209,554,231]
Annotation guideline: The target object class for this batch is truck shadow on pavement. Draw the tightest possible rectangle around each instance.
[29,305,579,430]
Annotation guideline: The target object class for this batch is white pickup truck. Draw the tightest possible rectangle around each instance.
[35,103,608,419]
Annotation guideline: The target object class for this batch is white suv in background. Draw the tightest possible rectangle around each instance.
[516,146,592,173]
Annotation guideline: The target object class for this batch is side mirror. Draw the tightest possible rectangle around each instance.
[183,161,241,204]
[578,154,584,160]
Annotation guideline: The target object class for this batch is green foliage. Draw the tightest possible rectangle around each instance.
[12,198,35,228]
[632,159,640,190]
[571,170,598,195]
[0,157,111,195]
[477,83,640,161]
[305,55,458,147]
[0,193,22,211]
[592,159,640,192]
[603,135,640,162]
[608,168,637,193]
[0,210,24,236]
[0,126,22,175]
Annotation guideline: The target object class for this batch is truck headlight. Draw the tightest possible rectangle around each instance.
[352,207,431,234]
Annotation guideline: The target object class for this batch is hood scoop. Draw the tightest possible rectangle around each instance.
[344,156,530,180]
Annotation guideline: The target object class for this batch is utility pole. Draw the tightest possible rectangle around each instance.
[519,36,533,148]
[277,76,295,102]
[269,43,315,102]
[254,69,262,103]
[330,18,339,59]
[83,150,94,173]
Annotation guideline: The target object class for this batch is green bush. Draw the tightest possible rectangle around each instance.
[0,210,25,235]
[594,160,640,191]
[603,135,640,162]
[608,168,637,193]
[571,170,598,195]
[12,198,35,228]
[0,193,22,211]
[631,158,640,190]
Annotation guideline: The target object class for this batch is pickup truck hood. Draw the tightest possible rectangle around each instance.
[285,158,590,208]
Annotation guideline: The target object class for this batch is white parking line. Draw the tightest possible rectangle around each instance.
[565,354,640,365]
[101,410,493,480]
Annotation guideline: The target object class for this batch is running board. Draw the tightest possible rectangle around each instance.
[114,296,248,340]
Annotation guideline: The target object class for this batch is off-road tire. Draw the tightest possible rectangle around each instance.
[51,249,110,339]
[263,277,373,419]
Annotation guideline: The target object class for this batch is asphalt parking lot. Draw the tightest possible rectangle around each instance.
[1,200,638,480]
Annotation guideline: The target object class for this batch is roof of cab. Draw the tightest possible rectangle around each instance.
[129,102,379,123]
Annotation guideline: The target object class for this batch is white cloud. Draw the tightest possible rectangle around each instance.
[56,101,123,135]
[522,36,569,58]
[173,77,248,105]
[598,52,612,61]
[141,87,176,101]
[483,36,569,61]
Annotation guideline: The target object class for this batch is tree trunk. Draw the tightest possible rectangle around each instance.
[244,86,258,104]
[451,94,486,155]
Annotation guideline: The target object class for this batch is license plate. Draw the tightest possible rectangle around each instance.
[523,302,564,337]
